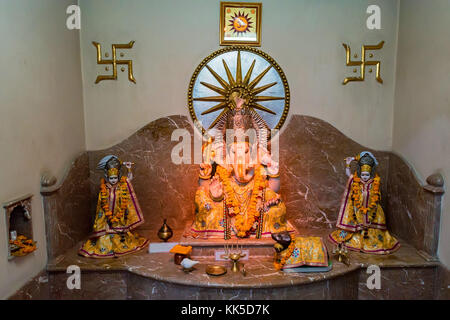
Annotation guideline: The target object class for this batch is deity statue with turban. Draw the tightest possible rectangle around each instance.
[79,155,148,258]
[329,151,400,254]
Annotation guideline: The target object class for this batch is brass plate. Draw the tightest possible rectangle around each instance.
[206,265,227,276]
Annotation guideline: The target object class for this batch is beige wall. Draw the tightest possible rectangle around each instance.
[393,0,450,268]
[78,0,449,268]
[79,0,399,151]
[1,0,448,299]
[0,0,85,299]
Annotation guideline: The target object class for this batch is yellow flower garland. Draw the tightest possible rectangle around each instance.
[10,235,36,256]
[216,165,265,237]
[274,241,296,270]
[100,176,129,225]
[351,172,380,215]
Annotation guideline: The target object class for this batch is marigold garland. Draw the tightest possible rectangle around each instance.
[351,172,380,216]
[100,176,130,225]
[274,241,296,270]
[216,165,265,238]
[10,235,36,256]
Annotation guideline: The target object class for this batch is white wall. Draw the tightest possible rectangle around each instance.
[0,0,85,299]
[393,0,450,268]
[79,0,399,151]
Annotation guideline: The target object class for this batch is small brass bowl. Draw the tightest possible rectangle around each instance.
[205,265,227,276]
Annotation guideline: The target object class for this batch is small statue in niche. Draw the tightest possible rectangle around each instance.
[328,151,400,254]
[79,155,149,258]
[272,231,329,271]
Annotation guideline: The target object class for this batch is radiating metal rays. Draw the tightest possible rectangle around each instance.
[188,47,290,133]
[195,51,282,123]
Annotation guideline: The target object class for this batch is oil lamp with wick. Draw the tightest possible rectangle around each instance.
[221,241,246,272]
[332,242,350,266]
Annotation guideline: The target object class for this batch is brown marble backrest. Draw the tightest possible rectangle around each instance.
[279,115,390,230]
[386,153,444,258]
[41,153,92,259]
[41,114,444,260]
[87,115,198,232]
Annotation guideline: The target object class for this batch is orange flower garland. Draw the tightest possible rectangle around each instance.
[216,165,265,237]
[274,241,296,270]
[10,235,37,256]
[100,176,130,225]
[216,166,240,213]
[351,172,380,215]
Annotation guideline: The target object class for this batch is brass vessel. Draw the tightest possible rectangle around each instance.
[205,265,227,276]
[157,219,173,242]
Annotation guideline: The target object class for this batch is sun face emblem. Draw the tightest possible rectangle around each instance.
[229,12,253,34]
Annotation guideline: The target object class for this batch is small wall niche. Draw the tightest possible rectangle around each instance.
[3,194,36,260]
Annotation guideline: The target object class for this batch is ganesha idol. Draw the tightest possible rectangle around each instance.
[189,92,295,239]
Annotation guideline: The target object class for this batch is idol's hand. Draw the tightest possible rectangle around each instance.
[345,157,355,165]
[234,96,246,110]
[123,161,134,169]
[209,176,223,200]
[200,163,212,177]
[344,156,355,178]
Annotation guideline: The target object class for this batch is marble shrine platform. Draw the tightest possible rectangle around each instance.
[9,115,449,299]
[10,228,447,300]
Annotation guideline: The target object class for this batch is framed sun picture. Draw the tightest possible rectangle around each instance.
[220,2,262,46]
